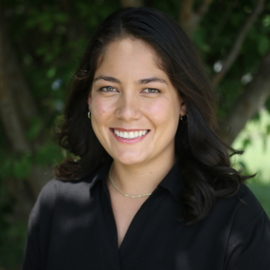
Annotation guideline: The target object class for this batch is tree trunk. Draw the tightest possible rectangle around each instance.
[120,0,144,7]
[0,12,53,220]
[0,15,30,153]
[221,52,270,145]
[212,0,265,88]
[179,0,212,38]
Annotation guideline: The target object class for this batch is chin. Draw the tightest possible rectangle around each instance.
[112,152,149,166]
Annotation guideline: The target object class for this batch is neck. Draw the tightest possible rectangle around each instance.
[109,153,177,196]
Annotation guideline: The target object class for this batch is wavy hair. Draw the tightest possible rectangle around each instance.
[55,7,253,225]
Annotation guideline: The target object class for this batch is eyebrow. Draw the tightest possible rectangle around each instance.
[93,75,168,85]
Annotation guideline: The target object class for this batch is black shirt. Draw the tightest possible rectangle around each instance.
[22,159,270,270]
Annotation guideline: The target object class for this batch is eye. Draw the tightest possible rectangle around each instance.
[99,86,117,92]
[143,88,161,93]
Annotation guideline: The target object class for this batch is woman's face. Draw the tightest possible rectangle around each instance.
[88,38,186,166]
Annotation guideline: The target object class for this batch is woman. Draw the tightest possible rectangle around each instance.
[22,7,270,270]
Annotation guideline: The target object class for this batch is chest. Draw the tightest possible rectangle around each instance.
[109,190,149,248]
[47,186,230,270]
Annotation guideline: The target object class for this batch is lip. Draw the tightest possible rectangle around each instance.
[110,128,150,144]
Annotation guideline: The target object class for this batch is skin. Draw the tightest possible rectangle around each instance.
[88,38,187,247]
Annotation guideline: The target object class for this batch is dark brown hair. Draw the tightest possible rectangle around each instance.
[55,7,253,224]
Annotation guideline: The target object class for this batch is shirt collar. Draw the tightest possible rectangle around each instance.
[89,157,184,201]
[157,158,184,201]
[88,157,113,191]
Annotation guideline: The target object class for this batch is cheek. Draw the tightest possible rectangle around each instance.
[145,98,180,126]
[90,96,113,145]
[91,96,113,121]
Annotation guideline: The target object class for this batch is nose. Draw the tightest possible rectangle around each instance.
[115,92,142,121]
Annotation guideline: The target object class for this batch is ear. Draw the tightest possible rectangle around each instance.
[179,95,187,116]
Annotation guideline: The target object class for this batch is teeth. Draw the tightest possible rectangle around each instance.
[113,129,148,139]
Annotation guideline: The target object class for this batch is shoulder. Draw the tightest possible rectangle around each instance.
[219,184,270,253]
[214,183,266,223]
[40,164,102,197]
[208,183,269,245]
[232,183,267,229]
[31,166,101,218]
[221,184,270,269]
[227,184,269,241]
[38,159,112,204]
[233,183,265,222]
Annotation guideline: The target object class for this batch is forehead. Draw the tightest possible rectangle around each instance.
[95,38,166,77]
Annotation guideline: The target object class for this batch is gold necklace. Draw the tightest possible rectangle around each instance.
[108,164,152,199]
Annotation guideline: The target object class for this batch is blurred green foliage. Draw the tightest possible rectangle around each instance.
[232,108,270,185]
[0,0,270,269]
[0,221,27,270]
[248,183,270,217]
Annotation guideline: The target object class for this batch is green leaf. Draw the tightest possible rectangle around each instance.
[55,13,68,23]
[12,153,32,180]
[26,117,43,141]
[258,36,270,56]
[265,97,270,113]
[0,159,13,178]
[262,15,270,27]
[40,13,54,32]
[266,124,270,135]
[35,142,62,167]
[242,138,252,149]
[47,67,57,78]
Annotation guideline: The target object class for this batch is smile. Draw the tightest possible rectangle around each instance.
[113,129,149,139]
[110,128,150,144]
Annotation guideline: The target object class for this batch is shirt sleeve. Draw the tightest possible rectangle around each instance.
[22,180,57,270]
[225,209,270,270]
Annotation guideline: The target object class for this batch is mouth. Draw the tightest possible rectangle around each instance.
[110,128,150,140]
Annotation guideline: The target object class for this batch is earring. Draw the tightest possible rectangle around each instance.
[180,114,188,123]
[88,111,91,119]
